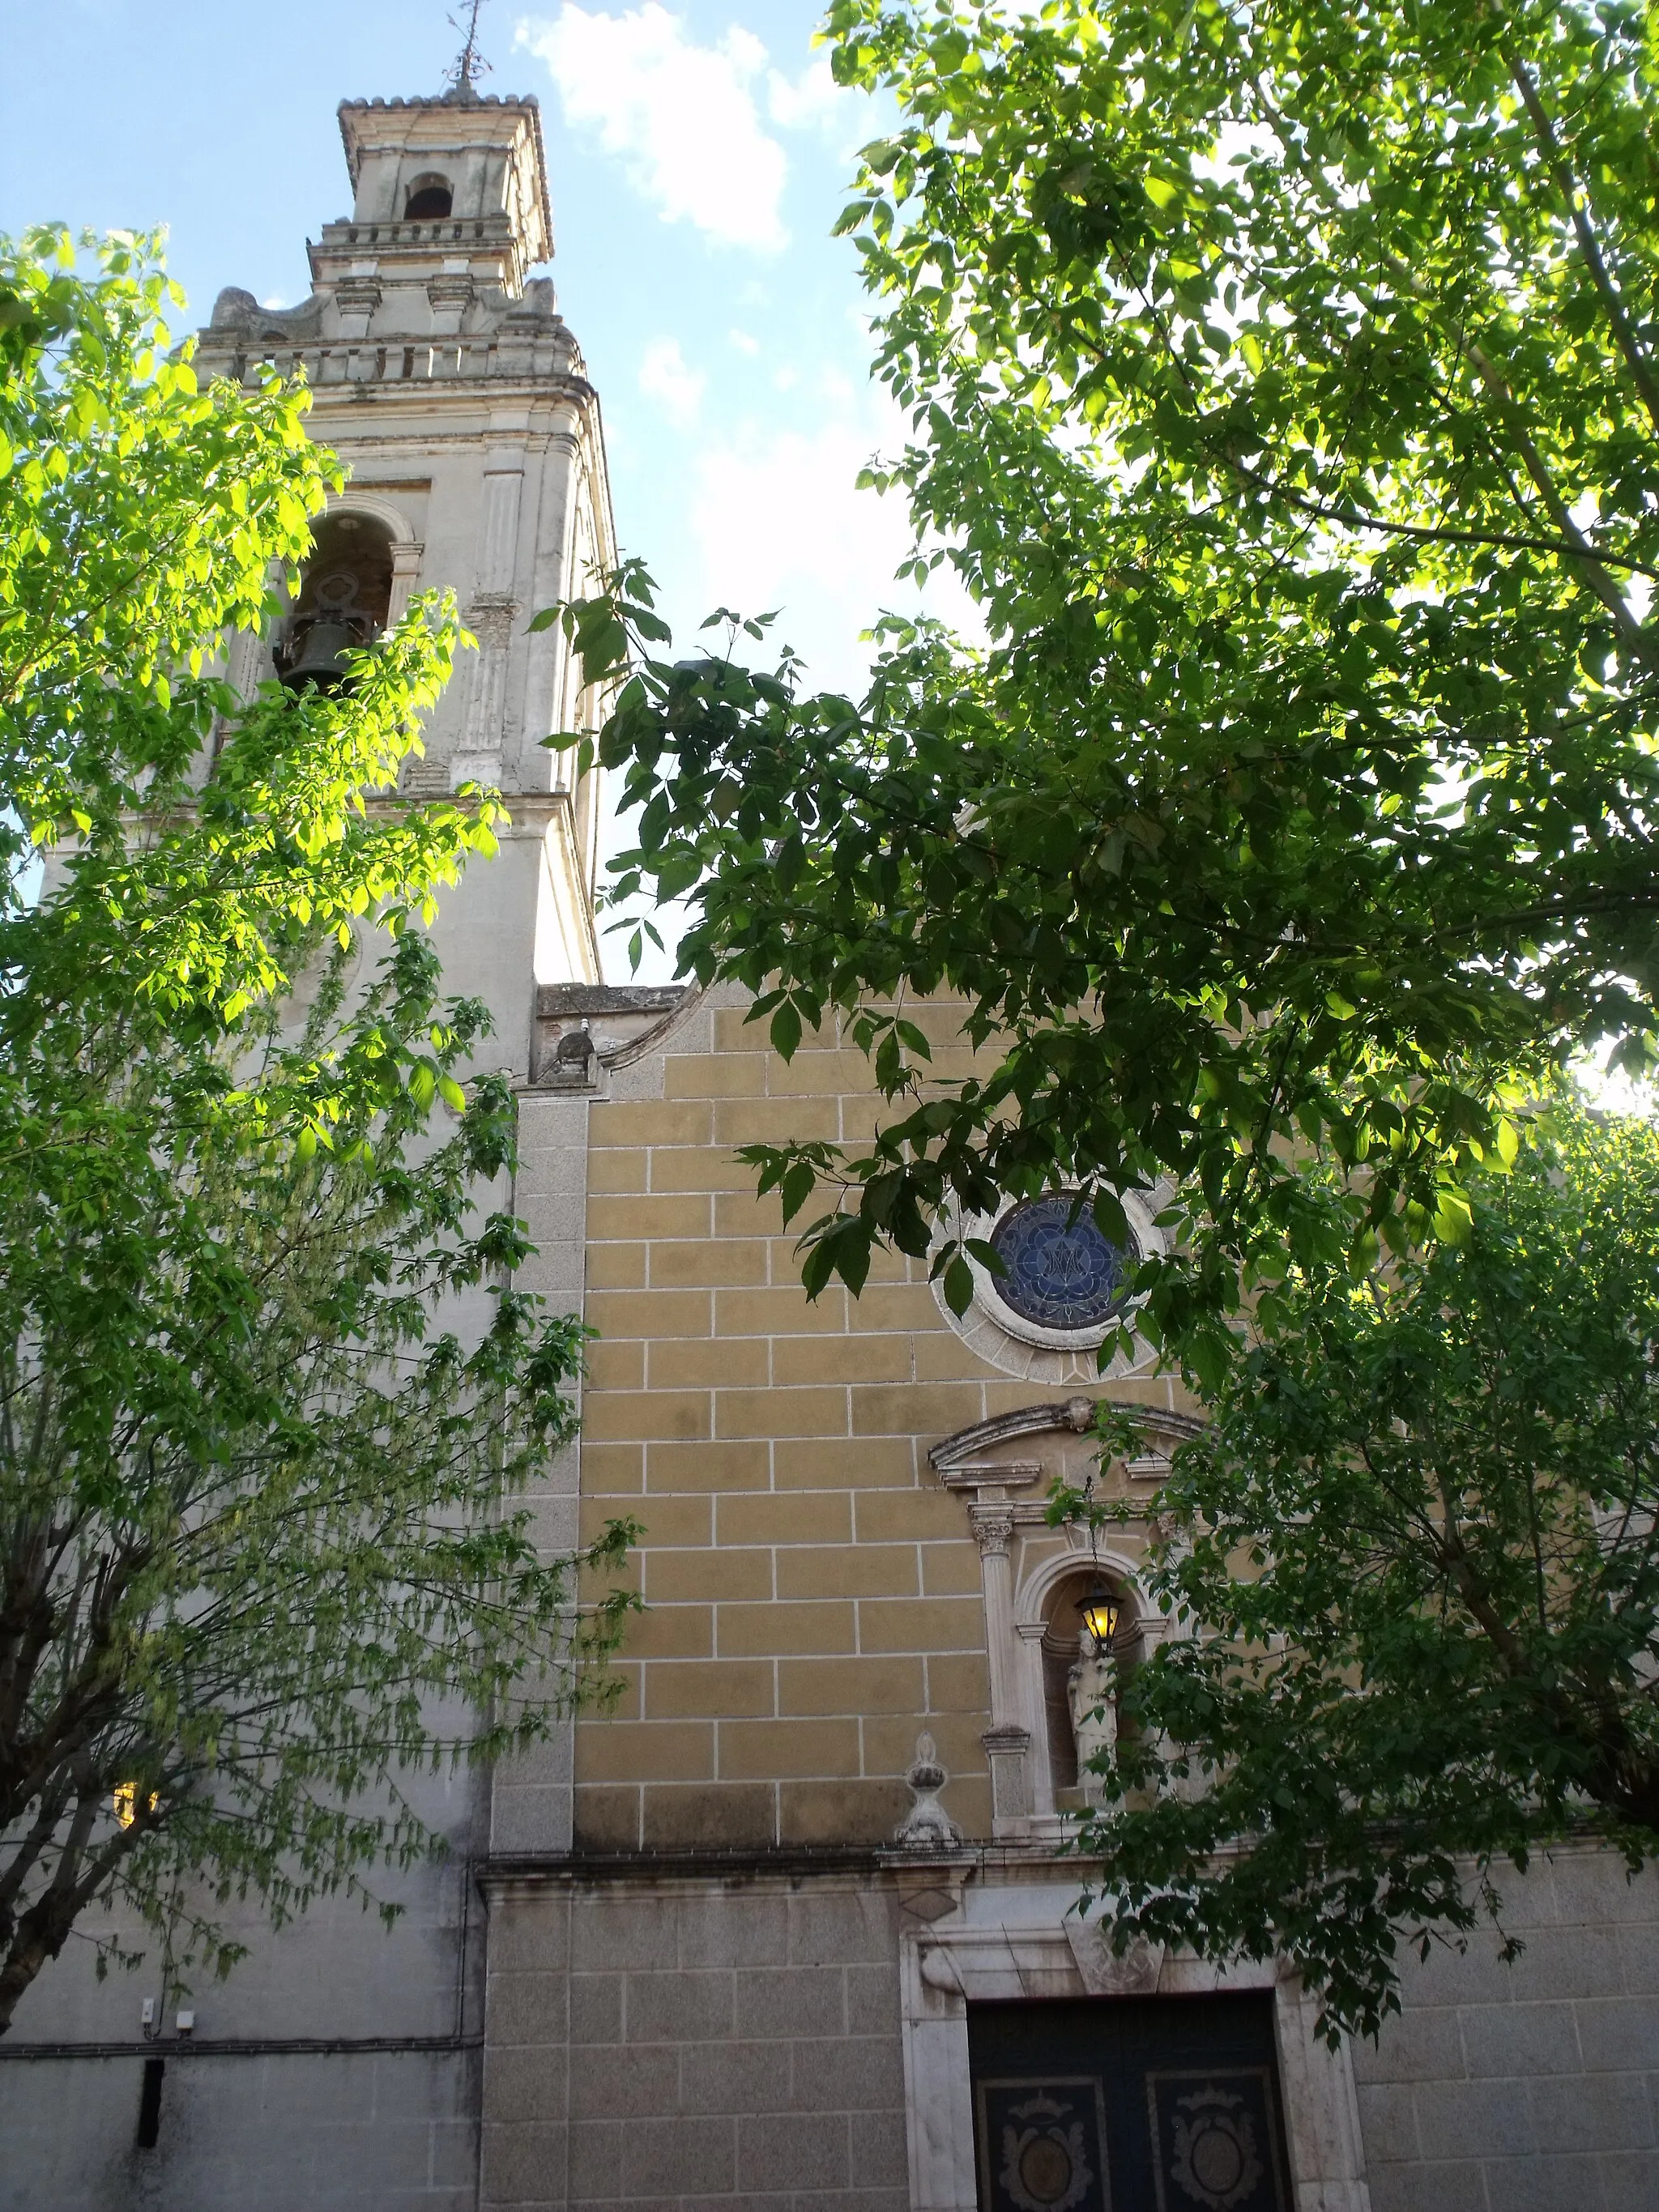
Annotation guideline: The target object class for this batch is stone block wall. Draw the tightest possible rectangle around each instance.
[491,1085,594,1858]
[480,1873,909,2212]
[0,2048,480,2211]
[1354,1846,1659,2211]
[574,997,1028,1854]
[473,1849,1659,2212]
[568,990,1203,1855]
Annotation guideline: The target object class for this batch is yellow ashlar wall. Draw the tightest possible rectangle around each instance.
[572,991,1190,1852]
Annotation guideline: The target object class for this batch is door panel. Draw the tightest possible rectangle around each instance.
[968,1993,1291,2212]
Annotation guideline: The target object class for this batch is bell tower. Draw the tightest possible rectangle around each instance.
[195,66,613,1043]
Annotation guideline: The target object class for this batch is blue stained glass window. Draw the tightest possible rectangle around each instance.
[988,1195,1138,1331]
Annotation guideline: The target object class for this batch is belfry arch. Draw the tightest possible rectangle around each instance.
[275,509,393,689]
[403,171,453,219]
[271,497,424,693]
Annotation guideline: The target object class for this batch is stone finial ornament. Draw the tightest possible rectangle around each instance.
[893,1732,964,1848]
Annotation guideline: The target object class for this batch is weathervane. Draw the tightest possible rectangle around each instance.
[444,0,492,100]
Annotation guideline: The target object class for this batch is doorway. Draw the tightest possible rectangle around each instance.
[968,1992,1292,2212]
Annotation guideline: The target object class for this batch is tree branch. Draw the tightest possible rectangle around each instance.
[1501,36,1659,438]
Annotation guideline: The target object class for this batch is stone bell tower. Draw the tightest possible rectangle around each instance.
[195,67,613,1048]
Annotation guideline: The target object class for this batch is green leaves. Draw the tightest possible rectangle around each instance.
[0,232,632,2031]
[535,0,1659,1364]
[0,228,347,886]
[940,1251,975,1316]
[1059,1108,1659,2041]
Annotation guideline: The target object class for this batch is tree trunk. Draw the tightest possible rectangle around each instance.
[0,1886,83,2035]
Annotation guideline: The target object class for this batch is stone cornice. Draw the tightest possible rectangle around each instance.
[477,1841,1099,1894]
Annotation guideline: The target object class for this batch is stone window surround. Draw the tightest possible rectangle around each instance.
[931,1192,1170,1386]
[930,1398,1204,1840]
[897,1869,1371,2212]
[967,1187,1169,1354]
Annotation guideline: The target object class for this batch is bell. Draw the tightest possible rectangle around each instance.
[279,616,361,690]
[277,563,380,692]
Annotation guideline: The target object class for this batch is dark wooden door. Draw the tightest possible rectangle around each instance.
[967,1992,1292,2212]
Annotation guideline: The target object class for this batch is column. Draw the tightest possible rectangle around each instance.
[387,542,424,627]
[970,1504,1030,1826]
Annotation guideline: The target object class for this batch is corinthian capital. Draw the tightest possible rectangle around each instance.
[970,1505,1015,1558]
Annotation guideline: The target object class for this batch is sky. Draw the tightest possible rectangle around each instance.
[0,0,964,970]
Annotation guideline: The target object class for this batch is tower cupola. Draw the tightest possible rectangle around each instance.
[194,53,612,985]
[307,90,553,304]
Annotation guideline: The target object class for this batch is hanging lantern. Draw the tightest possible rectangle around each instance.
[1080,1579,1120,1656]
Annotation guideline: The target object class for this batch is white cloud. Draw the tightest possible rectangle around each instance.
[602,413,916,978]
[766,56,855,142]
[261,295,288,309]
[638,334,706,428]
[684,406,979,695]
[692,420,893,627]
[599,386,983,980]
[818,364,856,410]
[728,327,760,356]
[518,5,789,252]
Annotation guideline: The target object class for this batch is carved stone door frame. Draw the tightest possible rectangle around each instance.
[896,1871,1371,2212]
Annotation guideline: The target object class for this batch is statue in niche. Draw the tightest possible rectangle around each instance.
[1067,1632,1119,1808]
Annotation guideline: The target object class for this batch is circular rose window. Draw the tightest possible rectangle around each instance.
[988,1194,1139,1332]
[935,1183,1163,1379]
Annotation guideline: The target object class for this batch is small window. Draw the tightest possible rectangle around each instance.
[404,173,454,219]
[136,2057,165,2150]
[939,1184,1162,1379]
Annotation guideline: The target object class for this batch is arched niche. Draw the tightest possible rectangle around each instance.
[403,172,454,220]
[1020,1546,1150,1815]
[275,509,394,691]
[271,499,422,692]
[319,488,420,552]
[928,1395,1198,1837]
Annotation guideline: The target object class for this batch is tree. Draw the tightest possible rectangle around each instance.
[548,0,1659,1379]
[1048,1105,1659,2042]
[0,228,632,2034]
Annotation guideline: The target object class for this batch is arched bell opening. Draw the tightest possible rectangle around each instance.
[274,511,394,693]
[1040,1566,1140,1813]
[403,173,454,220]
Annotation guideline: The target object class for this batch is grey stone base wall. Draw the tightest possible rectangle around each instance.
[484,1848,1659,2212]
[1355,1845,1659,2212]
[480,1872,908,2212]
[0,1801,485,2211]
[11,1844,1654,2208]
[0,2047,480,2212]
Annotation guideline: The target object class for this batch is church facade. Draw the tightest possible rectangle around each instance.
[4,71,1659,2212]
